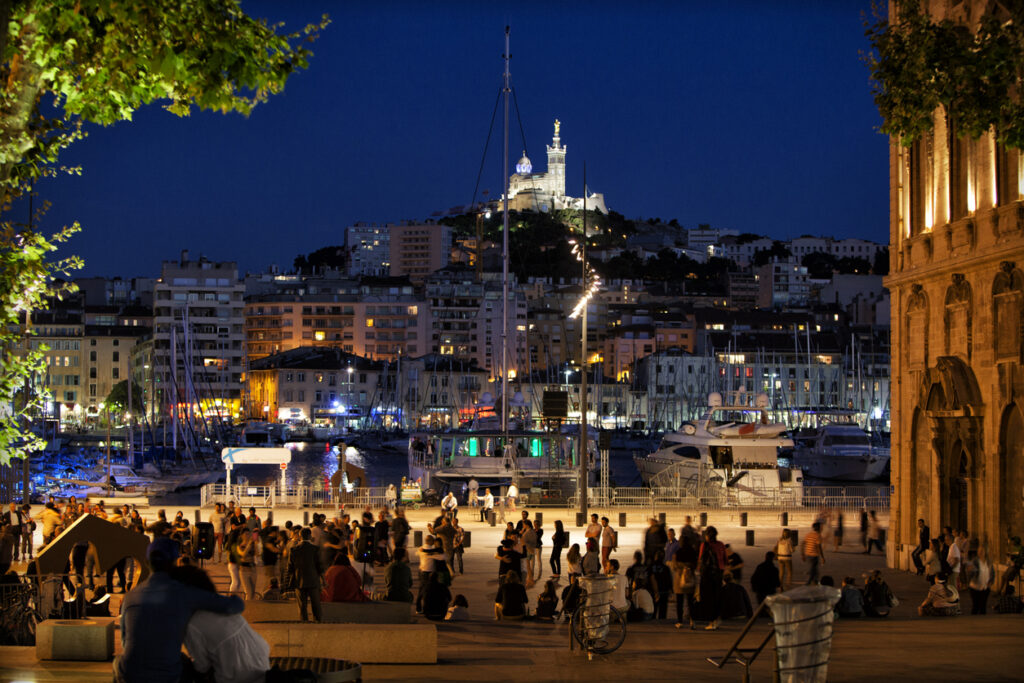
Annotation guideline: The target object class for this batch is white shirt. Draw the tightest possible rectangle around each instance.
[442,495,457,511]
[601,525,615,548]
[417,546,438,572]
[480,492,494,509]
[185,612,269,683]
[631,588,654,615]
[507,484,518,499]
[609,574,629,611]
[585,522,602,539]
[947,543,961,572]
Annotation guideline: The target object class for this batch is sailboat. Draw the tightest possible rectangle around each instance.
[407,28,597,496]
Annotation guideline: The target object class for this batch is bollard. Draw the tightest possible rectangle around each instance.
[462,530,471,549]
[791,529,799,549]
[781,511,789,527]
[488,510,496,527]
[194,510,201,525]
[699,512,708,527]
[746,529,755,546]
[618,512,627,527]
[658,512,666,525]
[740,512,748,527]
[414,530,423,547]
[266,510,273,525]
[535,512,543,526]
[576,512,585,527]
[303,510,310,526]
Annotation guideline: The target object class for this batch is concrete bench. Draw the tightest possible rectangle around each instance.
[253,622,437,664]
[36,619,115,661]
[244,599,413,624]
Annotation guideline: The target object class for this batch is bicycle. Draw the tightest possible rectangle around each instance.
[569,584,628,657]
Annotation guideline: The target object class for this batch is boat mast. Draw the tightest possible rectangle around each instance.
[501,26,510,437]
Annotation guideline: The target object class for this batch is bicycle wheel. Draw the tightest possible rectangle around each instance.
[570,604,627,655]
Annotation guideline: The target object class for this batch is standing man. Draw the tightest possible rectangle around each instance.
[415,536,442,614]
[390,508,410,551]
[750,551,782,606]
[433,516,457,575]
[286,527,324,623]
[802,522,826,585]
[467,478,479,507]
[521,520,539,585]
[911,518,930,576]
[506,481,519,512]
[644,518,667,565]
[478,487,494,523]
[600,517,616,571]
[585,514,602,542]
[6,503,22,562]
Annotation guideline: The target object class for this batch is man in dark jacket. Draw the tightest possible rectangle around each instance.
[644,518,668,565]
[287,527,324,622]
[911,519,930,576]
[750,551,782,606]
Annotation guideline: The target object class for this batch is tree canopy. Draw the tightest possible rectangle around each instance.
[104,380,144,414]
[866,0,1024,148]
[0,1,327,465]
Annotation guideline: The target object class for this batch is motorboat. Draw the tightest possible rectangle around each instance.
[633,391,802,505]
[791,423,890,481]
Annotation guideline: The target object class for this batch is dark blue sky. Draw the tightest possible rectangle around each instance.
[36,1,887,278]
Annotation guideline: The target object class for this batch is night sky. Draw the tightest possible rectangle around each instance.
[34,1,887,278]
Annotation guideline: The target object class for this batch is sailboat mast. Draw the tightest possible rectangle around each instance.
[501,26,510,436]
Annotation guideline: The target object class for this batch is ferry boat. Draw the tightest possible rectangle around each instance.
[407,428,596,493]
[791,422,890,481]
[633,392,803,505]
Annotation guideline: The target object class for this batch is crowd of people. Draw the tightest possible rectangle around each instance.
[5,493,1024,682]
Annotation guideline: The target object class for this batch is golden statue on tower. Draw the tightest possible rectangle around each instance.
[554,119,560,136]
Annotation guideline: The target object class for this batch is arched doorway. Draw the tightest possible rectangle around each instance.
[1000,403,1024,552]
[948,448,969,533]
[911,408,932,523]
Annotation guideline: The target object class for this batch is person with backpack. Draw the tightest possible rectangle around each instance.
[697,525,727,630]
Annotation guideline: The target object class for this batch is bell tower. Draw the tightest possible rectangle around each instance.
[546,119,566,198]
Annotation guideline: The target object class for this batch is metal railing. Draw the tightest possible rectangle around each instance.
[199,482,889,512]
[200,484,392,510]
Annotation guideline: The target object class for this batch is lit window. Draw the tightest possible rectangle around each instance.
[314,330,326,341]
[366,319,374,328]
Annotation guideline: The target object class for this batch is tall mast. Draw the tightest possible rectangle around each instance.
[579,165,588,518]
[501,26,510,436]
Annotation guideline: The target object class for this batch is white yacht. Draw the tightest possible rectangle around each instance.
[633,392,803,505]
[791,423,890,481]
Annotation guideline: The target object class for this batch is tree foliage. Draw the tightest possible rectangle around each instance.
[752,241,792,267]
[103,379,144,414]
[866,0,1024,147]
[0,1,328,465]
[294,245,348,273]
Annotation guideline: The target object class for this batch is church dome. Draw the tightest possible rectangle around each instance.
[515,151,532,175]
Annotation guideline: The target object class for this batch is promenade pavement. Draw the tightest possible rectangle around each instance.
[2,503,1021,681]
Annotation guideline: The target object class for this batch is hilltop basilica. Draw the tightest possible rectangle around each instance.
[505,120,608,214]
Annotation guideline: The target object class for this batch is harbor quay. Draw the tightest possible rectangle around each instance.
[1,503,1021,682]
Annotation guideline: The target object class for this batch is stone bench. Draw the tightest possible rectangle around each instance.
[243,599,413,624]
[253,622,437,664]
[36,619,115,661]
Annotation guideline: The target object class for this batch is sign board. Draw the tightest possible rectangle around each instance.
[542,390,568,418]
[221,447,292,466]
[279,463,288,470]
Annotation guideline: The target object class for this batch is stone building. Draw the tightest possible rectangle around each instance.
[885,1,1024,571]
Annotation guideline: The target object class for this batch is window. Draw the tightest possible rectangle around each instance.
[297,390,305,402]
[297,372,306,382]
[89,367,97,379]
[90,351,97,362]
[112,351,119,362]
[113,367,120,379]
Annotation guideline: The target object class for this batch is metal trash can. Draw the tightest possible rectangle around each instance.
[781,511,789,527]
[765,585,841,682]
[745,529,755,546]
[535,512,543,526]
[618,512,627,527]
[579,574,615,639]
[740,512,748,527]
[699,512,707,527]
[576,512,585,527]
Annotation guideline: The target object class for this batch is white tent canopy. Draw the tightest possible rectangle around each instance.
[220,447,292,489]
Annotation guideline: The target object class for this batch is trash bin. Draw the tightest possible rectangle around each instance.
[781,511,789,527]
[740,512,748,527]
[535,512,543,526]
[576,512,585,527]
[618,513,627,527]
[462,530,471,548]
[488,510,496,526]
[765,585,841,683]
[699,512,707,527]
[579,575,615,639]
[413,530,423,547]
[745,530,755,546]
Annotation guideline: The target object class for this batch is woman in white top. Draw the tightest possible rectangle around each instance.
[208,503,226,563]
[967,545,994,615]
[774,530,794,588]
[171,565,270,683]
